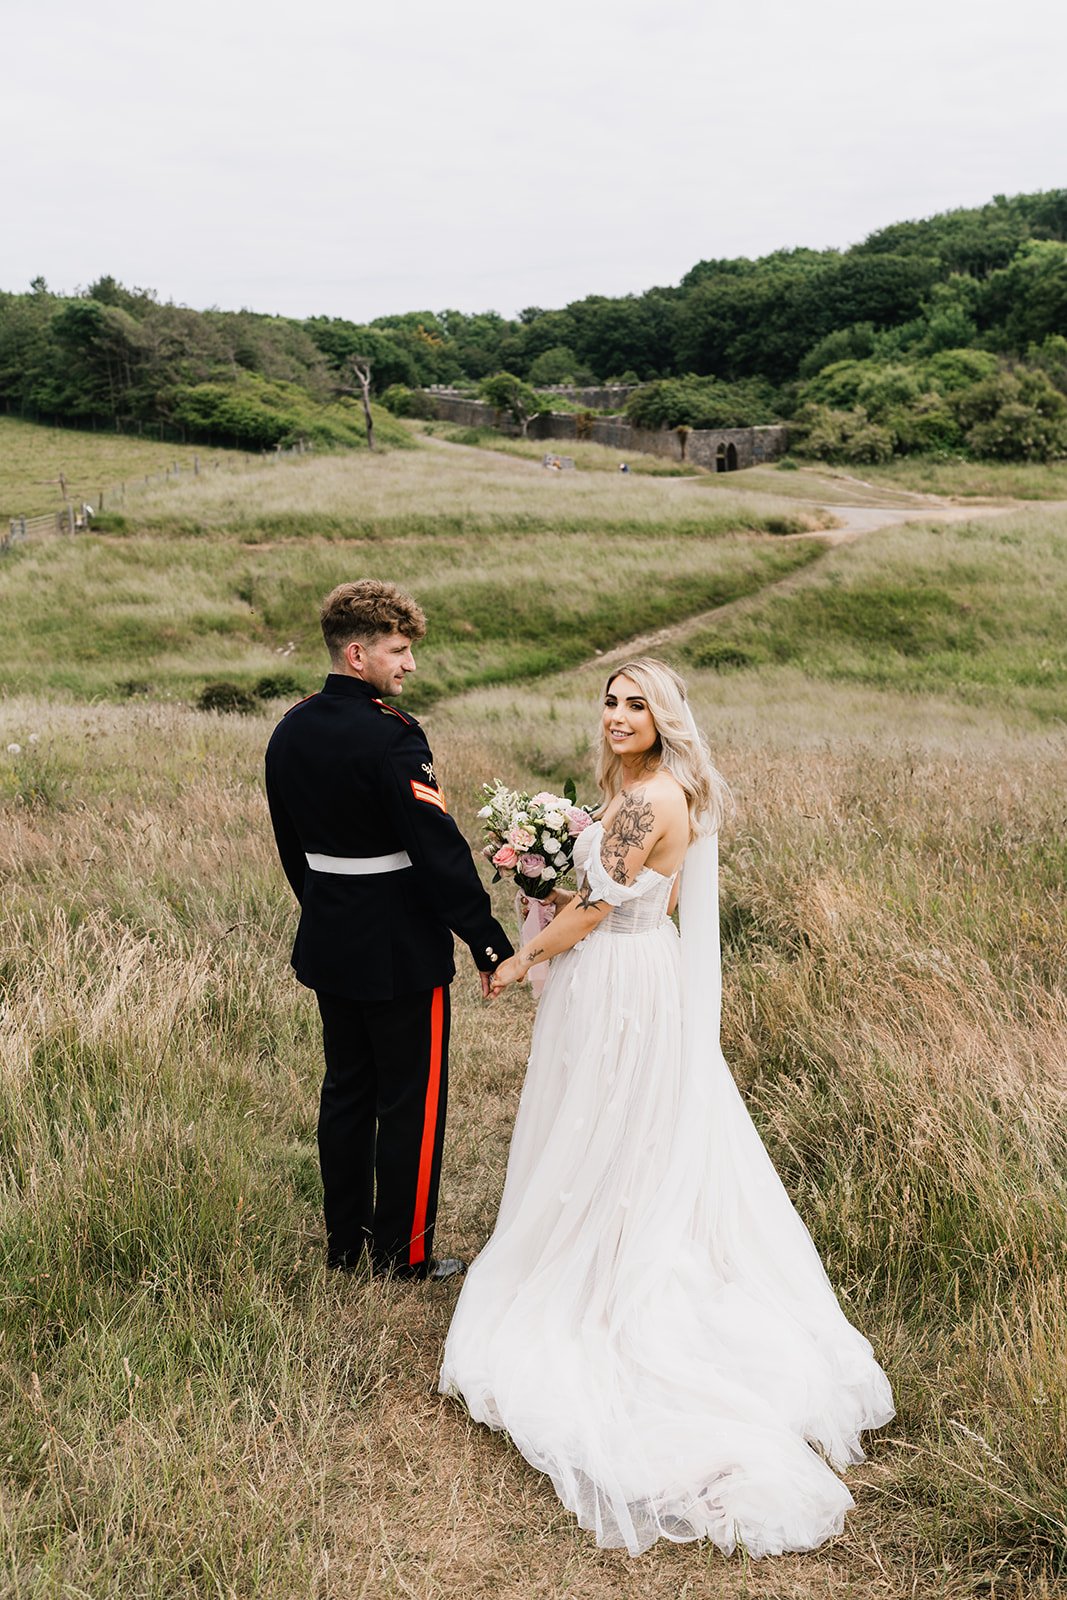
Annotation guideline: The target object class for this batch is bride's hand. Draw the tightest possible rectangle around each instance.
[489,954,526,997]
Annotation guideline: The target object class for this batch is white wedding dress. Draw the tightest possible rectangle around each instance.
[439,821,893,1558]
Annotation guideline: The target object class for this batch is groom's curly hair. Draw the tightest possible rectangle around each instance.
[320,580,427,662]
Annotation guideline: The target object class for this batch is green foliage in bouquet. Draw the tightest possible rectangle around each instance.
[478,779,593,901]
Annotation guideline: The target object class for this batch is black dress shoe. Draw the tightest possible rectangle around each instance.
[426,1256,467,1281]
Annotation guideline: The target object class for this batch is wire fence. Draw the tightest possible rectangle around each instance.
[4,439,315,553]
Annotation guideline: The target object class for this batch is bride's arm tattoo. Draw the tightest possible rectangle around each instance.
[601,790,656,884]
[576,880,606,912]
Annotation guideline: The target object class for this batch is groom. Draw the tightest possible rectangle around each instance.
[264,580,513,1280]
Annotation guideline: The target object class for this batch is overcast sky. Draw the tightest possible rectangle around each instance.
[4,0,1065,323]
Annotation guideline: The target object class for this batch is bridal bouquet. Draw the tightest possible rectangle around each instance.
[478,780,594,901]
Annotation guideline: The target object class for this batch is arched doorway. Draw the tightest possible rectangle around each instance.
[715,443,727,473]
[726,442,738,471]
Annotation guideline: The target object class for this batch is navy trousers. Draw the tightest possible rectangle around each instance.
[315,986,451,1278]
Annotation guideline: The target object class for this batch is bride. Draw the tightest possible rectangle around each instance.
[438,659,894,1558]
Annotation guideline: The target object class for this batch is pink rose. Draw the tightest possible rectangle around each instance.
[519,852,545,877]
[531,791,559,805]
[492,844,518,869]
[566,808,592,835]
[508,825,536,850]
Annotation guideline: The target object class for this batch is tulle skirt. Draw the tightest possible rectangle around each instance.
[439,919,894,1557]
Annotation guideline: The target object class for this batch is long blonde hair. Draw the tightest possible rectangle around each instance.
[595,658,729,838]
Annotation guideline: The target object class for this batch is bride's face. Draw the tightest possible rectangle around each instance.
[603,674,658,761]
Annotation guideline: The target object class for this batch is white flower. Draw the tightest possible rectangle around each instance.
[542,836,561,855]
[540,865,557,880]
[543,810,565,832]
[6,743,20,755]
[28,734,39,745]
[477,805,492,818]
[554,854,567,868]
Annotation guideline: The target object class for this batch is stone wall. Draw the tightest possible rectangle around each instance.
[426,394,789,470]
[685,426,789,470]
[426,396,500,430]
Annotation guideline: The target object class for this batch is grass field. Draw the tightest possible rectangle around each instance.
[0,416,263,521]
[856,457,1067,501]
[0,439,832,705]
[2,420,1067,1598]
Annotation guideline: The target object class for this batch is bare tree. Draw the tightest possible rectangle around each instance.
[336,356,375,451]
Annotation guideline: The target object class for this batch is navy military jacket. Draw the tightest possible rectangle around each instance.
[265,674,514,1001]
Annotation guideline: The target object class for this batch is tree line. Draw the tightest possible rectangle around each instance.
[2,188,1066,459]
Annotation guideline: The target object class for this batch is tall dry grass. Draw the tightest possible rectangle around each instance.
[2,677,1066,1597]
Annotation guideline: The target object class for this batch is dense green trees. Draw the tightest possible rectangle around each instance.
[1,187,1064,458]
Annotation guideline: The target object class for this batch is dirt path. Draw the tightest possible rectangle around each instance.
[582,497,1051,672]
[421,429,1067,677]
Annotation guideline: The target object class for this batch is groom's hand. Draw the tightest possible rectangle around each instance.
[479,970,492,999]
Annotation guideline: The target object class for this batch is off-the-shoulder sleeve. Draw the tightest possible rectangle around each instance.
[581,844,658,907]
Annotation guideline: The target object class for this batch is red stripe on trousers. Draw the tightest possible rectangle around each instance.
[409,987,444,1266]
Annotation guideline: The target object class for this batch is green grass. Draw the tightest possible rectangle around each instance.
[0,526,823,704]
[0,416,259,521]
[853,455,1067,500]
[681,507,1067,718]
[0,422,833,705]
[0,408,411,524]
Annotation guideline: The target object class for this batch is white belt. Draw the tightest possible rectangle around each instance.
[305,850,412,876]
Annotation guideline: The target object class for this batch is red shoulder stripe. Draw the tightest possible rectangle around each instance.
[284,692,318,715]
[373,697,413,724]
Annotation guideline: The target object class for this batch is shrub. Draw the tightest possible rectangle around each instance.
[791,403,895,464]
[1028,333,1067,395]
[89,512,128,534]
[800,360,869,412]
[886,395,964,453]
[687,641,760,671]
[856,363,923,418]
[956,369,1067,460]
[197,681,257,714]
[626,375,780,430]
[379,384,437,420]
[252,673,306,701]
[921,347,1000,393]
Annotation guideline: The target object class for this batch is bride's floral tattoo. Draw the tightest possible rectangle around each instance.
[602,790,655,884]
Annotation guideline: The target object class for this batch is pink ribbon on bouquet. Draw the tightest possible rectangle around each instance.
[515,893,556,1000]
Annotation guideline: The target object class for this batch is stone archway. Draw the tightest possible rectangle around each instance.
[715,442,727,473]
[726,442,738,471]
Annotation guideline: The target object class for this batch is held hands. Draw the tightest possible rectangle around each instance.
[488,953,528,998]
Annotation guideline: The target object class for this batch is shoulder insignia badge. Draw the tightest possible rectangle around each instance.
[373,698,413,725]
[410,778,447,813]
